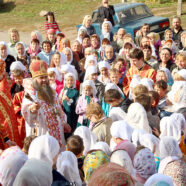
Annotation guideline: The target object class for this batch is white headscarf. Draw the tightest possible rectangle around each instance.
[109,107,127,122]
[105,83,124,97]
[84,55,97,70]
[77,26,87,44]
[159,113,186,143]
[10,61,26,72]
[82,80,97,97]
[140,133,160,157]
[140,78,154,91]
[74,126,97,155]
[63,47,73,64]
[132,129,146,147]
[57,151,82,186]
[91,141,111,156]
[64,72,76,88]
[84,65,97,81]
[31,30,42,43]
[28,134,60,167]
[144,173,174,186]
[13,158,52,186]
[15,42,26,56]
[98,61,110,71]
[110,120,133,141]
[159,136,182,159]
[47,67,62,82]
[61,63,78,79]
[0,41,10,59]
[0,146,28,186]
[158,67,172,81]
[177,69,186,80]
[110,150,133,174]
[127,102,152,133]
[102,21,113,39]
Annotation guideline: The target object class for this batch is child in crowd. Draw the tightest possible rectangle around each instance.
[131,84,148,101]
[22,135,37,155]
[154,80,172,118]
[76,80,99,127]
[109,68,123,90]
[148,90,160,115]
[60,73,79,137]
[10,61,26,98]
[98,61,110,85]
[66,135,85,182]
[47,68,63,95]
[84,55,97,70]
[86,102,112,145]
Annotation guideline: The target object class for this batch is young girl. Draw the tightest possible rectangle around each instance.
[98,61,110,85]
[60,73,79,136]
[76,80,99,128]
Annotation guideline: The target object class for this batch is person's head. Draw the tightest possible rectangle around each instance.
[0,43,7,58]
[47,29,56,43]
[82,15,92,28]
[142,45,152,61]
[84,47,92,58]
[160,48,172,63]
[84,55,97,69]
[154,80,167,99]
[90,34,100,49]
[148,90,160,107]
[123,42,133,59]
[156,70,167,82]
[31,39,39,52]
[22,135,37,155]
[42,40,52,53]
[105,45,114,60]
[12,70,25,86]
[63,47,72,62]
[104,89,122,107]
[66,135,84,157]
[64,73,75,88]
[131,84,148,101]
[109,68,120,84]
[102,21,112,33]
[129,48,144,68]
[83,85,93,97]
[140,36,151,48]
[172,16,181,30]
[134,93,151,112]
[173,70,186,81]
[79,59,85,71]
[46,11,55,23]
[9,28,19,43]
[82,35,91,48]
[78,27,87,39]
[86,103,105,123]
[52,52,61,67]
[147,32,158,45]
[164,29,173,40]
[114,58,126,73]
[175,53,186,69]
[72,40,81,52]
[141,23,150,36]
[163,39,173,50]
[56,33,66,45]
[101,38,110,51]
[48,70,56,84]
[88,68,97,82]
[102,0,109,7]
[117,28,126,40]
[16,42,25,56]
[98,61,110,77]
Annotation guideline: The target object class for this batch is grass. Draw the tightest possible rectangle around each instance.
[0,0,186,32]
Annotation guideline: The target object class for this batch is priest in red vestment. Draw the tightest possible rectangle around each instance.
[0,59,21,149]
[123,48,157,97]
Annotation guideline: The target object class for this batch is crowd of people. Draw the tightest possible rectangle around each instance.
[0,0,186,185]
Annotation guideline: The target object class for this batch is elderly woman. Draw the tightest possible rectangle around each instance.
[0,41,15,74]
[104,45,116,64]
[82,15,96,36]
[100,21,113,42]
[71,40,84,62]
[159,136,186,186]
[158,47,176,72]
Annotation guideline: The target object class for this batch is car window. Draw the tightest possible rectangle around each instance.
[92,12,98,23]
[117,5,153,24]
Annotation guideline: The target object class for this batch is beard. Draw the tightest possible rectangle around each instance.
[32,79,55,105]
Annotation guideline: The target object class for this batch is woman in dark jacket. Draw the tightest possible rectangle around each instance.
[82,15,96,36]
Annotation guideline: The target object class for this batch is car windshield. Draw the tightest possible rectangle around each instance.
[117,5,153,24]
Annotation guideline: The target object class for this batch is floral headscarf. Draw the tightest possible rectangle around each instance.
[83,150,109,182]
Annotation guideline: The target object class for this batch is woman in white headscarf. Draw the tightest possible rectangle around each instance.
[0,41,16,74]
[0,146,28,186]
[144,173,174,186]
[57,151,82,186]
[110,120,133,151]
[127,102,152,133]
[91,141,111,156]
[13,158,52,186]
[76,26,87,44]
[110,149,133,174]
[84,55,97,70]
[98,60,110,85]
[100,21,113,42]
[158,136,186,186]
[74,126,97,156]
[132,129,146,147]
[28,134,60,168]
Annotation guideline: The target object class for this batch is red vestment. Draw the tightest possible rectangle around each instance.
[0,76,21,149]
[123,64,157,97]
[12,91,25,148]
